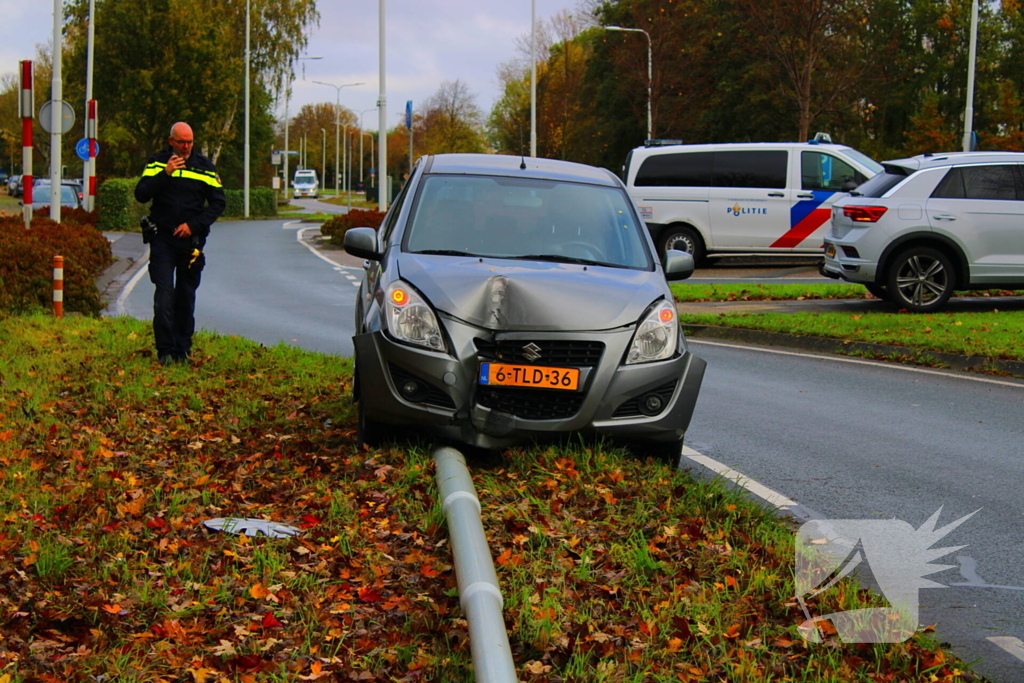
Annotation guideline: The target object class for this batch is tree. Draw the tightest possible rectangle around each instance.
[418,80,486,155]
[61,0,319,181]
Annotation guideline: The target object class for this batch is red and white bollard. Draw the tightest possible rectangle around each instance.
[53,255,64,318]
[19,60,33,229]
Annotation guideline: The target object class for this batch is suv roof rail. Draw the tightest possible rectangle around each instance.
[644,139,683,147]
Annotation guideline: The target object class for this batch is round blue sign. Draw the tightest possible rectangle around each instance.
[75,138,99,161]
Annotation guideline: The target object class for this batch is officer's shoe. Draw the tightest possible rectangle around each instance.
[174,353,192,366]
[158,354,176,367]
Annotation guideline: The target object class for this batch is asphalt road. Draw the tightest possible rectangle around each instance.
[684,340,1024,682]
[114,226,1024,680]
[121,219,362,356]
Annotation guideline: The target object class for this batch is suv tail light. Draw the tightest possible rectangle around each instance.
[843,206,888,222]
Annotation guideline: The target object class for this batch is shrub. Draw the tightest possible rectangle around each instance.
[0,217,113,316]
[96,178,148,232]
[33,206,100,228]
[320,209,386,246]
[223,188,278,218]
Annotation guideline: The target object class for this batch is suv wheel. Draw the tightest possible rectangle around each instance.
[864,284,890,301]
[659,225,705,265]
[886,247,955,312]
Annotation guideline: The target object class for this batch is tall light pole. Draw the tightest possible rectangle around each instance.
[963,0,979,152]
[280,56,323,201]
[244,0,250,216]
[378,0,388,210]
[606,25,653,142]
[530,0,537,157]
[313,80,364,198]
[321,127,326,189]
[359,107,377,186]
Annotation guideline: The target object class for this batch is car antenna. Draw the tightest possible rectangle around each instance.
[519,125,527,170]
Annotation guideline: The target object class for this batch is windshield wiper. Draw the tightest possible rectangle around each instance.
[414,249,479,257]
[514,254,608,267]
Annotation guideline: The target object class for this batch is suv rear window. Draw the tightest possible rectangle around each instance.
[851,165,910,197]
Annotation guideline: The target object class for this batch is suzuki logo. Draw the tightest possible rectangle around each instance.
[522,343,542,361]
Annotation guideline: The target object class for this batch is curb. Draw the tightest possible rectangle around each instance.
[681,324,1024,379]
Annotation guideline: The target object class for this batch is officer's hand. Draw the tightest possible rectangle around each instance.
[165,155,186,175]
[173,223,192,238]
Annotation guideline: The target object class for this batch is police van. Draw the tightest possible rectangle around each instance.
[292,169,319,199]
[623,138,882,262]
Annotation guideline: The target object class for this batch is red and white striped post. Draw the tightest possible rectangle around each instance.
[52,255,64,318]
[85,99,98,211]
[19,60,33,230]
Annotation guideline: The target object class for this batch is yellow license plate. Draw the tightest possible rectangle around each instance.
[478,363,580,391]
[825,243,836,258]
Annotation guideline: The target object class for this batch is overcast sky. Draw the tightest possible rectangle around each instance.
[0,0,590,130]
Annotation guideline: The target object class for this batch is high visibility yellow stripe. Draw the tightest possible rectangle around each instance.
[140,163,221,187]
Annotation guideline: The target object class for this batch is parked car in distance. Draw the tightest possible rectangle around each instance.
[0,170,8,186]
[345,153,706,461]
[22,182,83,210]
[823,151,1024,312]
[292,169,319,199]
[622,137,882,262]
[6,175,20,195]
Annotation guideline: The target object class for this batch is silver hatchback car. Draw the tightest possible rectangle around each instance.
[345,154,706,460]
[823,152,1024,311]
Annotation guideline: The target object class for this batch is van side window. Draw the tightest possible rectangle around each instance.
[634,152,713,187]
[712,151,787,189]
[801,151,864,191]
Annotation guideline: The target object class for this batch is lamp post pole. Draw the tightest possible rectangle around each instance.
[321,127,326,190]
[359,108,377,186]
[378,0,388,210]
[963,0,979,151]
[313,80,364,199]
[606,25,652,142]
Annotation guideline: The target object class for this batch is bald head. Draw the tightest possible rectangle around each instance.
[168,122,195,160]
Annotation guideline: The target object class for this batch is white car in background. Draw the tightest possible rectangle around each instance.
[823,151,1024,311]
[292,169,319,199]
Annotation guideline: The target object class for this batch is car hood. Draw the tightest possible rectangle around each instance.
[396,254,667,331]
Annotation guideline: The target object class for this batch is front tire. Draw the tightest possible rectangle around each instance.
[659,225,706,265]
[886,247,955,312]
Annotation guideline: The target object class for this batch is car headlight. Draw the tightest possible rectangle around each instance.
[625,300,679,365]
[384,281,446,352]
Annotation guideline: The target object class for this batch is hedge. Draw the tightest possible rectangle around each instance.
[0,216,114,316]
[321,209,386,246]
[96,179,277,232]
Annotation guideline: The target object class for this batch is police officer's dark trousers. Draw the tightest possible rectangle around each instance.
[149,234,205,362]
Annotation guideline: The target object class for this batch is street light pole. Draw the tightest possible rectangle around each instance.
[378,0,388,210]
[606,25,652,142]
[281,56,322,201]
[321,127,326,190]
[313,80,364,199]
[530,0,537,157]
[359,107,377,186]
[963,0,979,152]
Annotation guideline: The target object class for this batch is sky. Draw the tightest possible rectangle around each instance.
[0,0,590,131]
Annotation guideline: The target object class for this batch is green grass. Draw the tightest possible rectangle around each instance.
[0,314,983,682]
[672,283,1024,363]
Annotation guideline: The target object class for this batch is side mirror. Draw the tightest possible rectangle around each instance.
[343,227,382,261]
[662,249,695,281]
[842,178,859,192]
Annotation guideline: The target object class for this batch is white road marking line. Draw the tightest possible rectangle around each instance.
[112,247,151,317]
[296,226,360,271]
[688,338,1024,389]
[282,220,303,230]
[987,637,1024,663]
[682,446,798,510]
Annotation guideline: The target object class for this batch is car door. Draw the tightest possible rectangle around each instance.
[775,150,868,250]
[927,163,1024,283]
[707,149,793,250]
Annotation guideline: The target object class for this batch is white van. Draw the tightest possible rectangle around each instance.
[292,169,319,199]
[623,140,882,262]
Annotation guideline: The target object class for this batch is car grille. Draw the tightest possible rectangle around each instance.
[476,385,585,420]
[388,364,456,409]
[474,339,604,367]
[612,380,678,418]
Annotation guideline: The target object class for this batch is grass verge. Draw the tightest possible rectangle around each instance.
[0,314,983,682]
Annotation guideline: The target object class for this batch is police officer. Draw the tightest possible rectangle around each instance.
[135,122,226,366]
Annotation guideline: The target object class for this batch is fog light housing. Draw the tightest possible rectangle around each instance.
[399,380,428,402]
[639,393,665,416]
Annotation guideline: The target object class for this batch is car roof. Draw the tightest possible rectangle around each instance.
[629,141,859,156]
[884,151,1024,171]
[423,153,621,187]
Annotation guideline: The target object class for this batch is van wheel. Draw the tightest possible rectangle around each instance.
[886,247,955,312]
[659,225,705,265]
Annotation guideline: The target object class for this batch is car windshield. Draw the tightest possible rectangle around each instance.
[405,174,653,269]
[841,148,884,175]
[850,166,912,197]
[31,185,78,205]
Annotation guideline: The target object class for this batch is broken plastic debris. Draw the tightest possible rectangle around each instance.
[203,518,301,538]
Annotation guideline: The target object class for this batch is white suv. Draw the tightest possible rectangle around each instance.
[823,152,1024,312]
[623,140,882,262]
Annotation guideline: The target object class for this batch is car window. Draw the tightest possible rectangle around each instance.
[712,150,787,189]
[851,167,910,197]
[932,165,1020,200]
[405,174,653,270]
[379,169,414,246]
[801,151,866,191]
[634,152,712,187]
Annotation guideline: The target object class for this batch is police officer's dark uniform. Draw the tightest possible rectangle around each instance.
[134,133,225,365]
